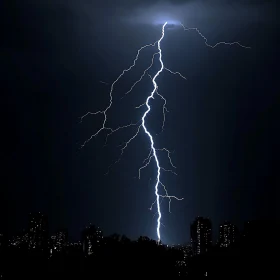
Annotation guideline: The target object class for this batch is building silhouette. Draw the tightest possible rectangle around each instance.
[28,212,48,251]
[190,217,212,255]
[81,225,103,256]
[219,222,238,248]
[50,229,68,255]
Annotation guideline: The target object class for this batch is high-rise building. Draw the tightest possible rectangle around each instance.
[190,217,212,255]
[50,230,68,255]
[28,212,48,251]
[55,230,68,252]
[81,225,103,256]
[219,222,237,248]
[8,230,29,250]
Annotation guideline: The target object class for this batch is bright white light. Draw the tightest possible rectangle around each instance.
[141,22,167,242]
[153,18,181,26]
[81,20,250,243]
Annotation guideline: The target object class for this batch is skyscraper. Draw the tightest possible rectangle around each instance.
[28,212,48,251]
[190,217,212,255]
[51,229,68,254]
[81,225,103,256]
[219,222,238,248]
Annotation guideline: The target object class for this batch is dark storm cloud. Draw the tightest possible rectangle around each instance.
[33,0,275,30]
[85,0,273,27]
[121,0,264,26]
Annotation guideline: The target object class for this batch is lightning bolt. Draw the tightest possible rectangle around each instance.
[81,21,249,242]
[180,23,251,49]
[141,22,176,241]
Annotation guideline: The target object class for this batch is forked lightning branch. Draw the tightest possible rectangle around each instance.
[81,22,250,242]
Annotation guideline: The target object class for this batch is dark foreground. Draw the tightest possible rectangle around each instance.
[1,221,280,278]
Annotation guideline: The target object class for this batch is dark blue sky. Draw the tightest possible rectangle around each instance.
[1,0,279,244]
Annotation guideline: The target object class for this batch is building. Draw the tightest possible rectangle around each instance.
[28,212,48,251]
[183,244,193,259]
[219,222,238,248]
[81,225,103,256]
[50,230,68,256]
[190,217,212,255]
[175,244,193,260]
[55,230,68,252]
[8,230,29,250]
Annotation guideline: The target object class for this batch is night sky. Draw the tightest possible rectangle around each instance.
[1,0,280,244]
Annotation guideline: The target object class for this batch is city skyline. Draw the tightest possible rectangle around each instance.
[3,214,280,277]
[2,0,279,245]
[1,1,279,277]
[4,211,248,247]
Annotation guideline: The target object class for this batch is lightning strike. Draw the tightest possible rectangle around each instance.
[180,23,251,49]
[156,148,176,169]
[147,74,169,133]
[121,52,159,99]
[155,88,169,133]
[140,22,183,241]
[164,67,187,80]
[80,41,158,144]
[81,20,250,242]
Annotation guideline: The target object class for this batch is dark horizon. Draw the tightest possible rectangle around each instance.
[3,216,280,278]
[1,0,280,244]
[4,211,279,246]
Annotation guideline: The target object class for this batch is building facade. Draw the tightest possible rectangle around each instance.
[28,212,48,251]
[81,225,103,255]
[219,222,237,248]
[190,217,212,255]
